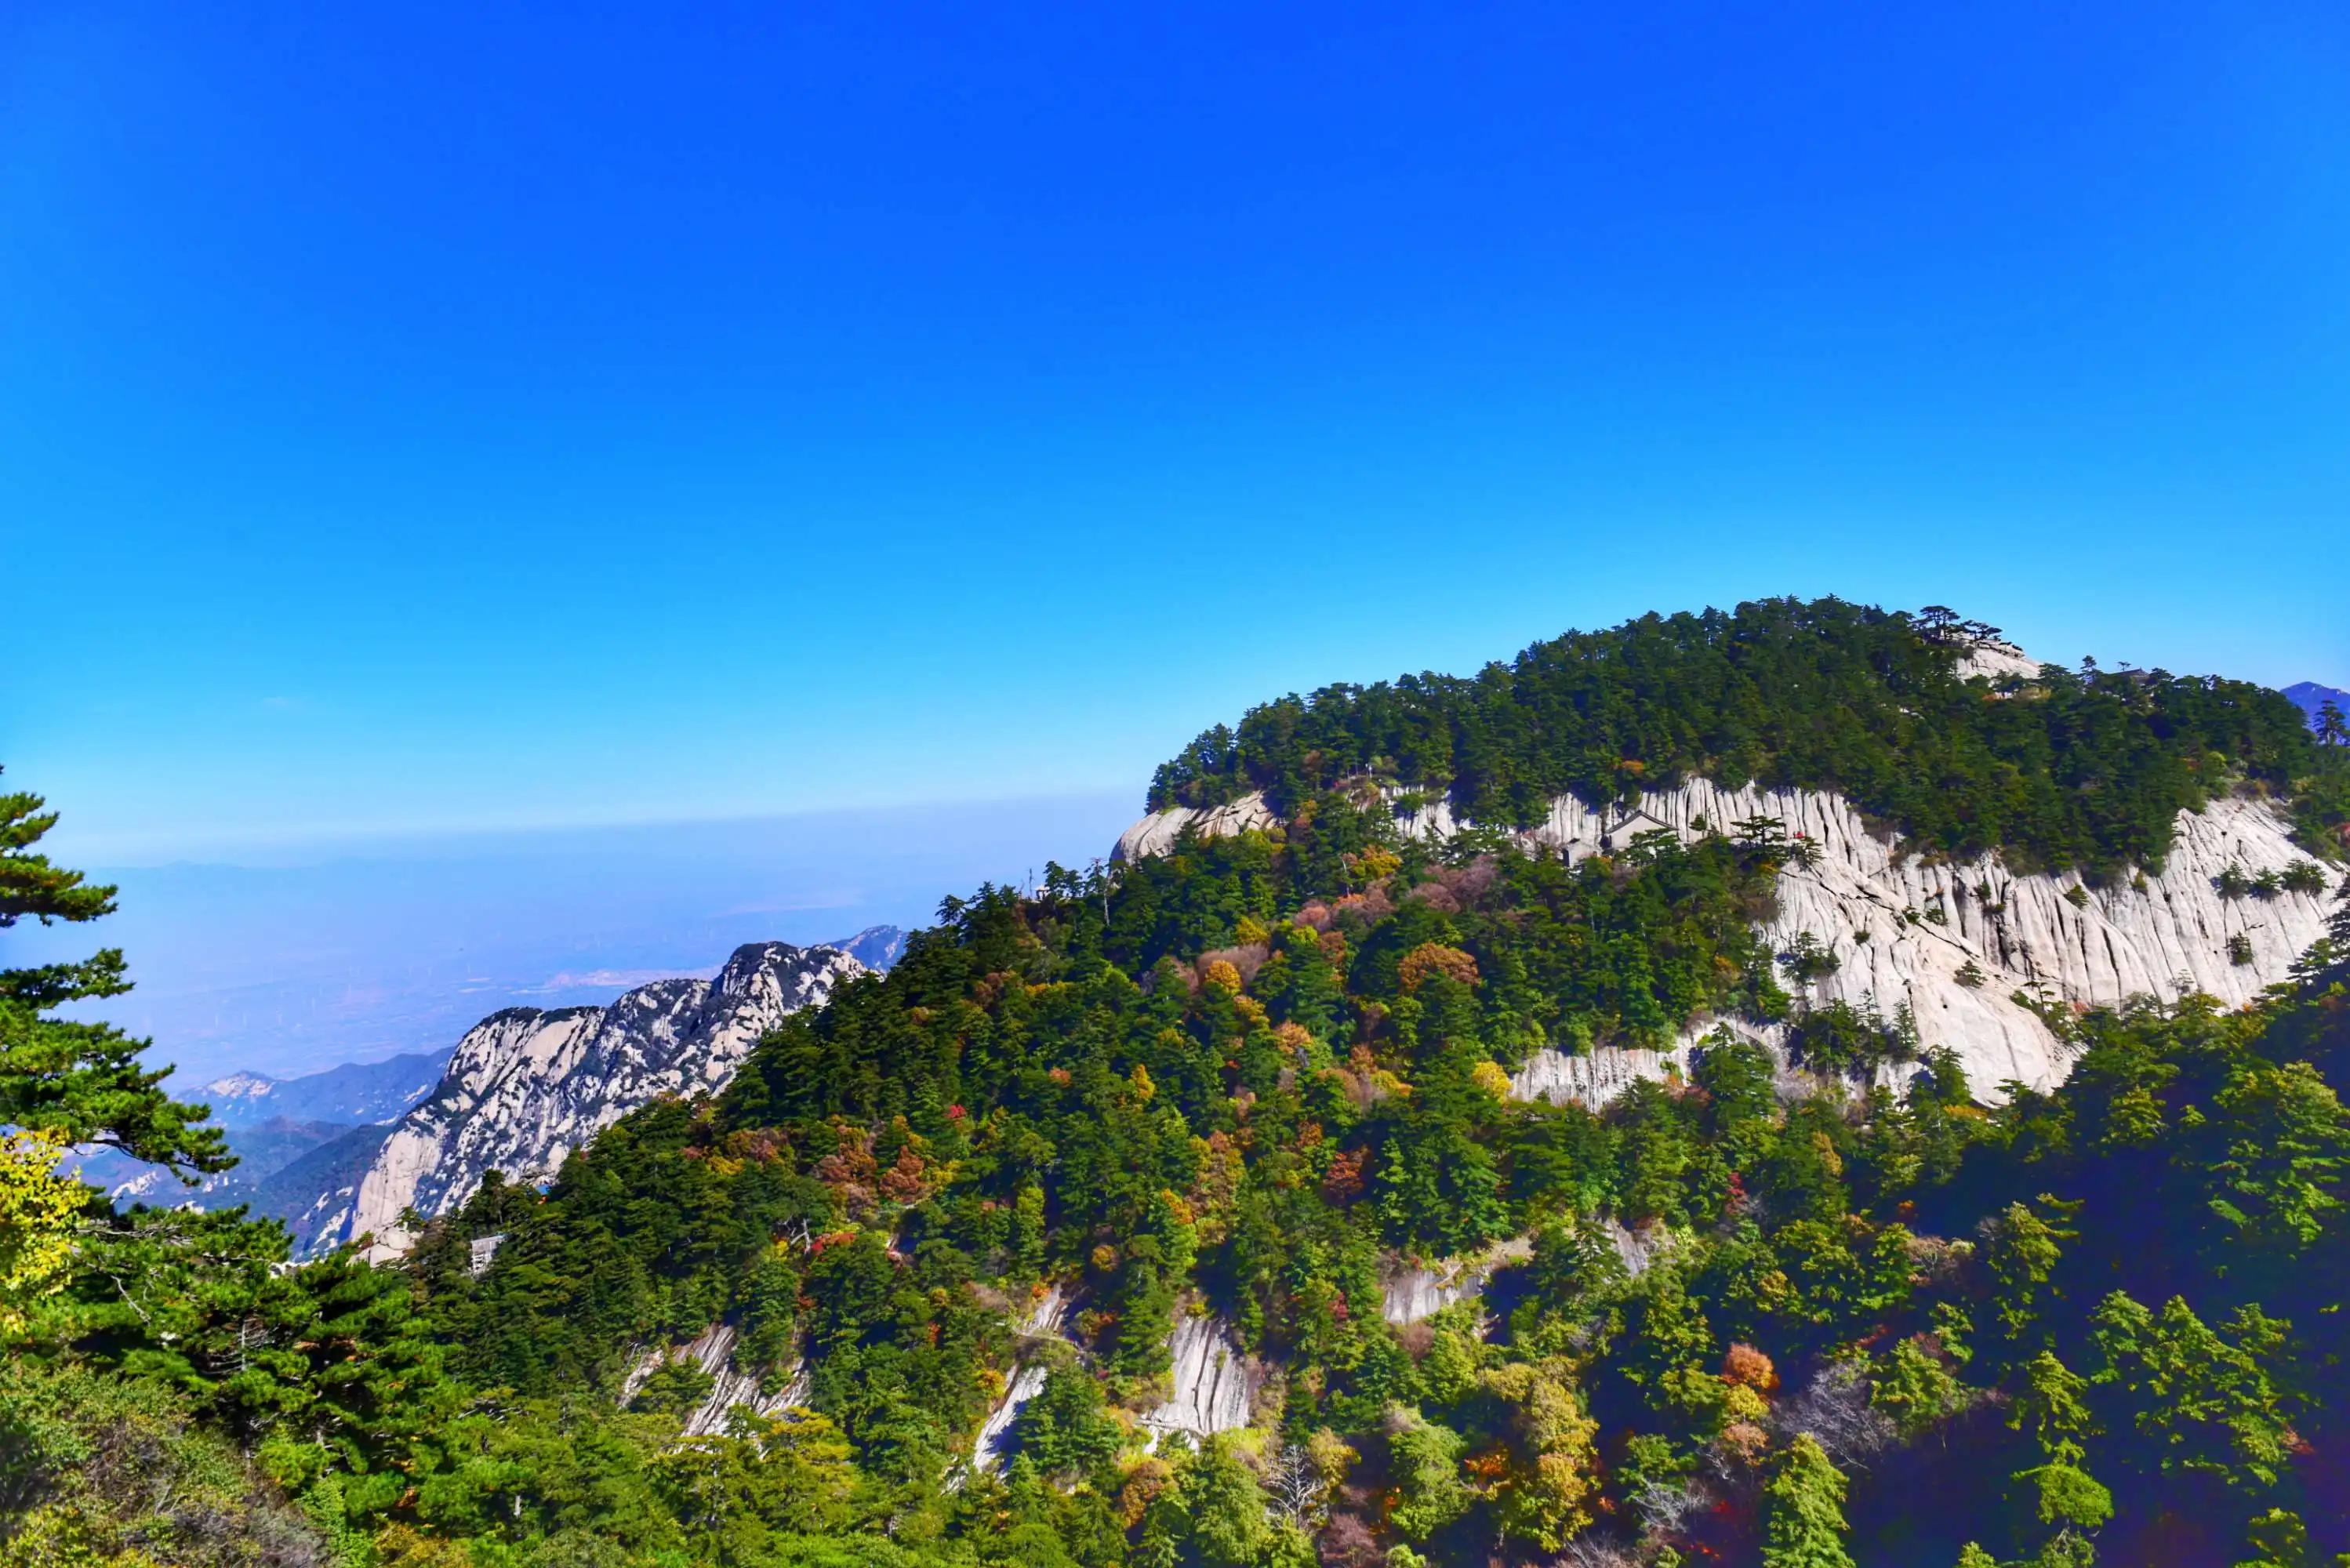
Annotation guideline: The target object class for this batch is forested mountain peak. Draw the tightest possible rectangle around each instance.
[1117,601,2345,1105]
[10,598,2350,1568]
[1148,597,2343,877]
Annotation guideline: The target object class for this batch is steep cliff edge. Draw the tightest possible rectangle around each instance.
[314,942,862,1258]
[1117,780,2334,1100]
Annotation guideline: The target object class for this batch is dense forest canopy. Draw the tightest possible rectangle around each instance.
[8,601,2350,1568]
[1149,598,2347,877]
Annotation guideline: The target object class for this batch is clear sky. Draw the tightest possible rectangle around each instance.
[7,1,2347,866]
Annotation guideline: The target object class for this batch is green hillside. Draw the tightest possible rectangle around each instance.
[9,601,2350,1568]
[1152,598,2344,875]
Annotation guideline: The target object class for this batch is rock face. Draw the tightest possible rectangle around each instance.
[618,1322,808,1439]
[1952,638,2044,684]
[1484,782,2332,1098]
[1142,1313,1256,1444]
[1508,1022,1846,1113]
[253,1123,397,1254]
[968,1284,1078,1478]
[1509,1044,1701,1109]
[826,924,910,972]
[970,1363,1051,1475]
[1382,1236,1535,1325]
[1117,776,2337,1101]
[317,942,862,1258]
[1113,797,1280,864]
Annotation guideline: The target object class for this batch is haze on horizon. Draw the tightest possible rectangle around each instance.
[10,1,2347,864]
[0,793,1141,1085]
[5,2,2345,1079]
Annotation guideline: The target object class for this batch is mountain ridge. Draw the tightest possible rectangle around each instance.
[196,1047,453,1128]
[86,928,906,1228]
[398,599,2348,1565]
[311,938,866,1258]
[32,599,2350,1568]
[1119,775,2335,1102]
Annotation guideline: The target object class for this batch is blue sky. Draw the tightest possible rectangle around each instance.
[6,0,2348,866]
[0,798,1140,1081]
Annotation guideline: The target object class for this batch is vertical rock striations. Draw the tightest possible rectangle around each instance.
[1142,1313,1257,1444]
[1118,777,2337,1102]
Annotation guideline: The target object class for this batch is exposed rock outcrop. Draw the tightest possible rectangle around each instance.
[1382,1235,1535,1325]
[1952,638,2043,684]
[255,1123,397,1254]
[319,942,862,1258]
[1509,1043,1696,1111]
[1142,1313,1256,1444]
[1117,775,2337,1101]
[618,1322,807,1438]
[968,1283,1079,1478]
[1607,1218,1674,1279]
[826,924,910,972]
[1014,1283,1073,1339]
[1484,782,2330,1098]
[1113,796,1280,864]
[971,1363,1052,1476]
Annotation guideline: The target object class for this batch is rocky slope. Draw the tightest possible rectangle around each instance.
[1382,1236,1535,1325]
[967,1285,1077,1476]
[960,1292,1261,1468]
[245,1123,399,1254]
[310,941,863,1258]
[617,1322,811,1439]
[1116,774,2337,1102]
[1142,1313,1259,1444]
[1113,795,1279,864]
[826,924,910,971]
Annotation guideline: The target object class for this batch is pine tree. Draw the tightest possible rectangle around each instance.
[2009,1351,2096,1465]
[2315,699,2348,747]
[1762,1434,1855,1568]
[0,772,227,1174]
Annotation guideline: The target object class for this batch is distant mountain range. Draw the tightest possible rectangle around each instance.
[66,1115,380,1210]
[2285,680,2347,730]
[71,927,904,1229]
[825,923,909,971]
[63,1051,451,1207]
[198,1049,456,1129]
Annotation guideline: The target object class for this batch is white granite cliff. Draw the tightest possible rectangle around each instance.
[1116,776,2334,1102]
[1142,1312,1258,1445]
[967,1285,1079,1477]
[313,942,861,1258]
[1382,1235,1535,1325]
[1113,795,1280,864]
[617,1322,809,1439]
